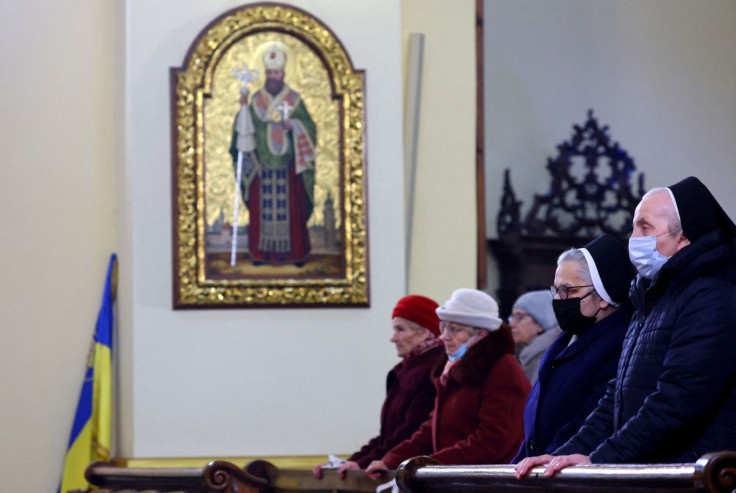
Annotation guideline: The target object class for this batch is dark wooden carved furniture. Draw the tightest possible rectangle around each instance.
[84,460,267,493]
[395,451,736,493]
[488,110,645,316]
[82,460,391,493]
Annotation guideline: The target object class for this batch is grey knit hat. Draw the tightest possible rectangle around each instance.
[436,288,502,332]
[512,290,557,332]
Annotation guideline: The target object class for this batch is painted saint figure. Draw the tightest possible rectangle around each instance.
[230,44,317,266]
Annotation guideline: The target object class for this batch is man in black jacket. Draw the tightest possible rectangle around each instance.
[516,176,736,477]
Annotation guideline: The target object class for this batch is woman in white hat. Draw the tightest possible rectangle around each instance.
[366,289,530,476]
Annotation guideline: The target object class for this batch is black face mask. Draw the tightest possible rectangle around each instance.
[552,295,600,335]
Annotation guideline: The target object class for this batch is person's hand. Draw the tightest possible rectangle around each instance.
[365,460,388,480]
[514,454,591,479]
[514,454,555,479]
[282,119,293,131]
[336,461,360,479]
[541,454,591,477]
[312,463,326,480]
[240,93,249,105]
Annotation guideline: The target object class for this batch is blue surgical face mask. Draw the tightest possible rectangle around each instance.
[447,331,480,361]
[448,343,468,361]
[628,230,678,280]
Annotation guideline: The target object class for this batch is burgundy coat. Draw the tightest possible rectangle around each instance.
[381,327,530,467]
[349,341,444,467]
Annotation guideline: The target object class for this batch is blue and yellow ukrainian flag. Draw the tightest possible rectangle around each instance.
[59,254,117,493]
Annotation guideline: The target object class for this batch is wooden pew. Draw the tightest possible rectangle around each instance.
[85,453,736,493]
[245,460,393,493]
[394,452,736,493]
[83,459,392,493]
[84,460,267,492]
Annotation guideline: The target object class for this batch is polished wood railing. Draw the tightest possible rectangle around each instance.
[83,459,392,493]
[84,460,267,492]
[246,460,393,493]
[394,452,736,493]
[83,452,736,493]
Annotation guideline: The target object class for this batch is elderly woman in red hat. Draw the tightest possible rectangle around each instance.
[313,295,444,479]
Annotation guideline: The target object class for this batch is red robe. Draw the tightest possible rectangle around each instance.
[245,162,311,263]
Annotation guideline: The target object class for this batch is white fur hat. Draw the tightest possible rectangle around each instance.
[263,44,286,70]
[436,288,502,332]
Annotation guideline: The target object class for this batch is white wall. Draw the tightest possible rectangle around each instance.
[119,0,407,457]
[484,0,736,290]
[402,0,477,300]
[0,1,116,491]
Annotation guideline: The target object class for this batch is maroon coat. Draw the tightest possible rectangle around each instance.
[381,327,530,467]
[349,341,444,467]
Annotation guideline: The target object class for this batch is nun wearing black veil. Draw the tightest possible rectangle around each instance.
[513,234,635,462]
[516,176,736,476]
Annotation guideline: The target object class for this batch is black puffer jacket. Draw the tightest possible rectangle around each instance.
[556,230,736,463]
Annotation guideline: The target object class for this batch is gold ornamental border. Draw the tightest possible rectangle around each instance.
[170,3,368,308]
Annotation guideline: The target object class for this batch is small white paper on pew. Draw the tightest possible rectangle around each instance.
[376,478,398,493]
[320,454,347,469]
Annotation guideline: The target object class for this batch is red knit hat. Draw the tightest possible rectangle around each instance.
[392,295,440,337]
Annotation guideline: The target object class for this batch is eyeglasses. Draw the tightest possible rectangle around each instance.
[550,284,594,300]
[439,321,474,336]
[507,313,531,323]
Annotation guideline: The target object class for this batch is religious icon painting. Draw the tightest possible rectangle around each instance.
[170,3,369,308]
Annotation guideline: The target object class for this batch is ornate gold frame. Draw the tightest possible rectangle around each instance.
[170,3,368,308]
